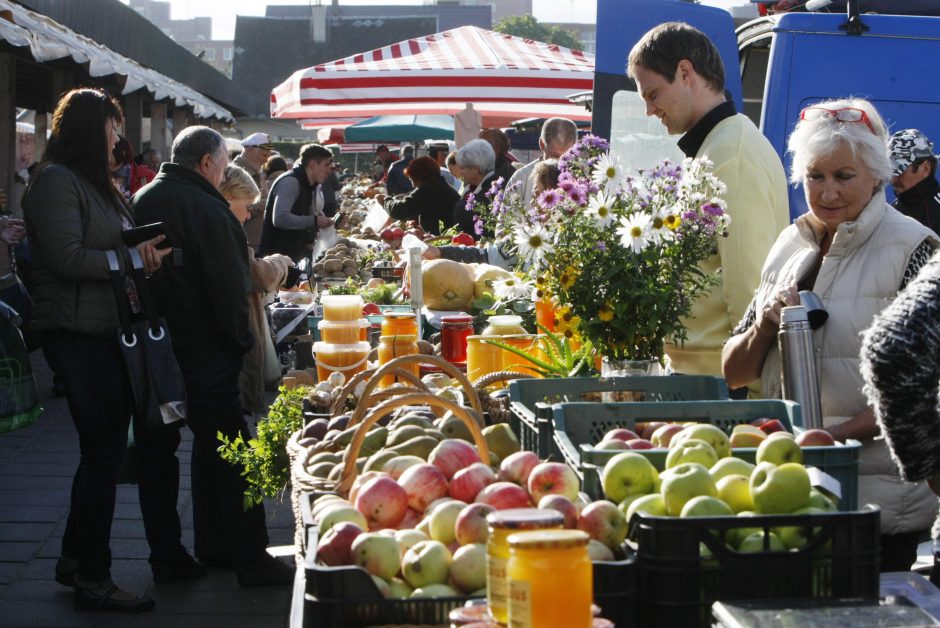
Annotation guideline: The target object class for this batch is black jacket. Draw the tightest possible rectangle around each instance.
[132,163,253,365]
[894,175,940,233]
[258,166,316,262]
[383,175,461,235]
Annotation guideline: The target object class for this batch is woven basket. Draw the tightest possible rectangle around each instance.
[472,370,535,424]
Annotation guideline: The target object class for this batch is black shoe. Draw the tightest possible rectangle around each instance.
[152,553,207,584]
[74,585,155,613]
[54,559,78,588]
[236,555,294,587]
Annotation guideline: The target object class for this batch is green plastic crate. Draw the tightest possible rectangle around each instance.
[508,376,729,459]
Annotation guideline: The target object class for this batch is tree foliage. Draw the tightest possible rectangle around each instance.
[494,15,583,50]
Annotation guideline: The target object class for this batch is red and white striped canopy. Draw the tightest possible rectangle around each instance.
[271,26,594,128]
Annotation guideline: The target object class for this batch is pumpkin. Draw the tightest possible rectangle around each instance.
[422,259,475,310]
[472,264,513,300]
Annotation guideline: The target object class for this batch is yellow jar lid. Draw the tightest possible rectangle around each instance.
[487,508,563,530]
[507,529,589,549]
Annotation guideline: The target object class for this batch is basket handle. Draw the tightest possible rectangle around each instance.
[347,354,483,428]
[473,370,535,391]
[336,392,490,496]
[329,366,428,417]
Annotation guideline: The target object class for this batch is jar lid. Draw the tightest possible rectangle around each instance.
[466,334,499,342]
[448,604,494,625]
[507,529,589,549]
[379,334,417,342]
[442,313,474,323]
[384,312,416,320]
[487,508,563,530]
[487,314,523,325]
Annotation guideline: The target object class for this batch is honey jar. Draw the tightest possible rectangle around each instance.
[381,312,418,337]
[377,334,419,387]
[466,335,503,384]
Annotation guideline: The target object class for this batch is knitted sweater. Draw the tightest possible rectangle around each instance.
[862,250,940,535]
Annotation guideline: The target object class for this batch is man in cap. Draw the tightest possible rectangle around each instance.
[234,133,275,252]
[890,128,940,231]
[372,144,394,181]
[385,145,415,196]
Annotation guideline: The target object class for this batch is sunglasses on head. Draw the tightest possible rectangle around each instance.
[799,106,877,135]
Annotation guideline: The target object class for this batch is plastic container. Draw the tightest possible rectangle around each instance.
[482,314,526,336]
[377,335,419,387]
[381,312,418,337]
[466,335,503,384]
[311,341,370,382]
[320,294,363,321]
[507,529,592,628]
[628,508,881,627]
[318,319,370,344]
[507,376,730,459]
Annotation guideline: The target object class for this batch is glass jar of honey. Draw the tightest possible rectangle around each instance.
[482,314,526,336]
[465,335,503,384]
[486,508,563,625]
[441,314,474,364]
[507,529,592,628]
[499,334,543,377]
[381,312,418,337]
[377,334,419,387]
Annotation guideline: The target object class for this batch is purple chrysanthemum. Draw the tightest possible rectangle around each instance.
[537,188,562,209]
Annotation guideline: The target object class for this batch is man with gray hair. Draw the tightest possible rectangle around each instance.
[131,126,292,587]
[505,117,578,208]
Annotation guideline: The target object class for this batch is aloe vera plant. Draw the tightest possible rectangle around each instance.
[481,324,596,378]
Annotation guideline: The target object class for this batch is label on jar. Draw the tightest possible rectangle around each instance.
[487,553,508,611]
[508,579,532,628]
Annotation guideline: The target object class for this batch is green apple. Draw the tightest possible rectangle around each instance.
[680,495,734,517]
[756,434,803,465]
[726,511,761,549]
[660,462,717,516]
[773,506,825,549]
[449,543,487,593]
[750,462,811,514]
[625,493,667,522]
[665,438,719,470]
[737,530,786,553]
[401,540,453,588]
[411,583,459,598]
[710,457,755,482]
[351,532,402,580]
[716,474,753,513]
[675,424,731,458]
[428,500,466,546]
[601,452,659,503]
[616,492,648,519]
[807,489,838,512]
[387,577,413,598]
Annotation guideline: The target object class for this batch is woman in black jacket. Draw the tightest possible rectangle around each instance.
[375,156,460,235]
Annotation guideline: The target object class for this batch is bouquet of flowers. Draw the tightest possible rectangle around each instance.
[486,135,731,363]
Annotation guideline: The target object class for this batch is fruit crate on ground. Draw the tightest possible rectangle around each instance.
[508,376,729,459]
[303,527,470,628]
[594,545,639,627]
[629,507,881,628]
[556,400,862,511]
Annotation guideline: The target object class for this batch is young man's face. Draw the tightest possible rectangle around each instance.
[306,157,332,184]
[633,63,697,136]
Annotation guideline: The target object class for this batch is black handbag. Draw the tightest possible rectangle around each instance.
[106,249,186,431]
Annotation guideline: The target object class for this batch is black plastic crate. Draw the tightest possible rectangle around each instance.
[629,507,881,628]
[508,376,729,460]
[594,545,639,627]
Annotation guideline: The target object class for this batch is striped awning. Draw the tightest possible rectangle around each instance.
[271,26,594,128]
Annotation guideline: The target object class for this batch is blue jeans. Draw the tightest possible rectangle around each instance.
[135,351,269,571]
[42,330,133,587]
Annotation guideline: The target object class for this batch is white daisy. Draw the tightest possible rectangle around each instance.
[513,223,555,267]
[492,275,534,301]
[591,152,623,195]
[648,210,674,243]
[616,212,653,254]
[586,192,616,228]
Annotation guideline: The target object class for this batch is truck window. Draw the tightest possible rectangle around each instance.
[609,90,684,172]
[740,36,771,127]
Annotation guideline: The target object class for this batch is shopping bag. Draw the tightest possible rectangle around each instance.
[0,303,41,433]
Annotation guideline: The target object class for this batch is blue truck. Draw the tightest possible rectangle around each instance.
[592,0,940,219]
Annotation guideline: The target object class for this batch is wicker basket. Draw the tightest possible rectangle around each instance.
[472,370,535,424]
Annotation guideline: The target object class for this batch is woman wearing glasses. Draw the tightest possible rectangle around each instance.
[722,98,939,571]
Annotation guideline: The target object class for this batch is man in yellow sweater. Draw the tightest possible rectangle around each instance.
[628,22,790,389]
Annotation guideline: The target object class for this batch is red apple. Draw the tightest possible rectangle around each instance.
[380,228,396,241]
[355,475,409,530]
[397,508,423,530]
[756,419,787,435]
[538,494,579,529]
[795,429,836,447]
[390,226,404,239]
[455,503,495,545]
[349,471,388,504]
[449,462,496,503]
[429,439,481,480]
[317,521,364,566]
[640,421,666,441]
[527,462,580,503]
[362,302,382,315]
[499,451,540,486]
[577,500,628,550]
[625,438,656,450]
[398,464,449,513]
[650,423,684,448]
[475,481,532,510]
[603,428,640,443]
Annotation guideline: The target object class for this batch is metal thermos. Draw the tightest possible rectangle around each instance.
[778,305,824,429]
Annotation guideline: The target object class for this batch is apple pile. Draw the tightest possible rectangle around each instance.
[600,430,840,553]
[595,420,837,452]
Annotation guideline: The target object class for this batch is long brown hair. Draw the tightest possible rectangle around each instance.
[41,87,126,208]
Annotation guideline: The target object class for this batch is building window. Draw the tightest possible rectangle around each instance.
[204,48,216,61]
[223,47,233,61]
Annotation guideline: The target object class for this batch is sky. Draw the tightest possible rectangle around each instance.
[139,0,741,41]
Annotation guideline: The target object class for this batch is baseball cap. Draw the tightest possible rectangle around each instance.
[889,129,936,177]
[241,132,275,151]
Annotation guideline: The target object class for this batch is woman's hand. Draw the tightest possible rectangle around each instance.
[0,217,26,245]
[755,285,800,336]
[374,194,388,205]
[136,235,173,275]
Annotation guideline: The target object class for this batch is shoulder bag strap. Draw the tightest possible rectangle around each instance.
[105,249,135,346]
[125,248,164,339]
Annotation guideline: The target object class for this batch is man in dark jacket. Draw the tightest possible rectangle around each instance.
[132,126,292,587]
[385,145,414,195]
[257,143,334,262]
[890,129,940,232]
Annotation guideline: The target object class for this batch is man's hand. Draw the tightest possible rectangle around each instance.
[0,217,25,245]
[316,215,333,228]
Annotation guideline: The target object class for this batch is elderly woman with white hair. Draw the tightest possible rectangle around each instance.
[722,98,939,571]
[453,138,498,240]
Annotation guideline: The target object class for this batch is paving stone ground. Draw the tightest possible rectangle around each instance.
[0,352,296,627]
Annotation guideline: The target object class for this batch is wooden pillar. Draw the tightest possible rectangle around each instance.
[0,55,15,204]
[123,91,143,151]
[150,102,167,159]
[171,107,187,140]
[34,113,48,161]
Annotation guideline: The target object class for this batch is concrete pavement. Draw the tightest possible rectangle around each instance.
[0,352,294,627]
